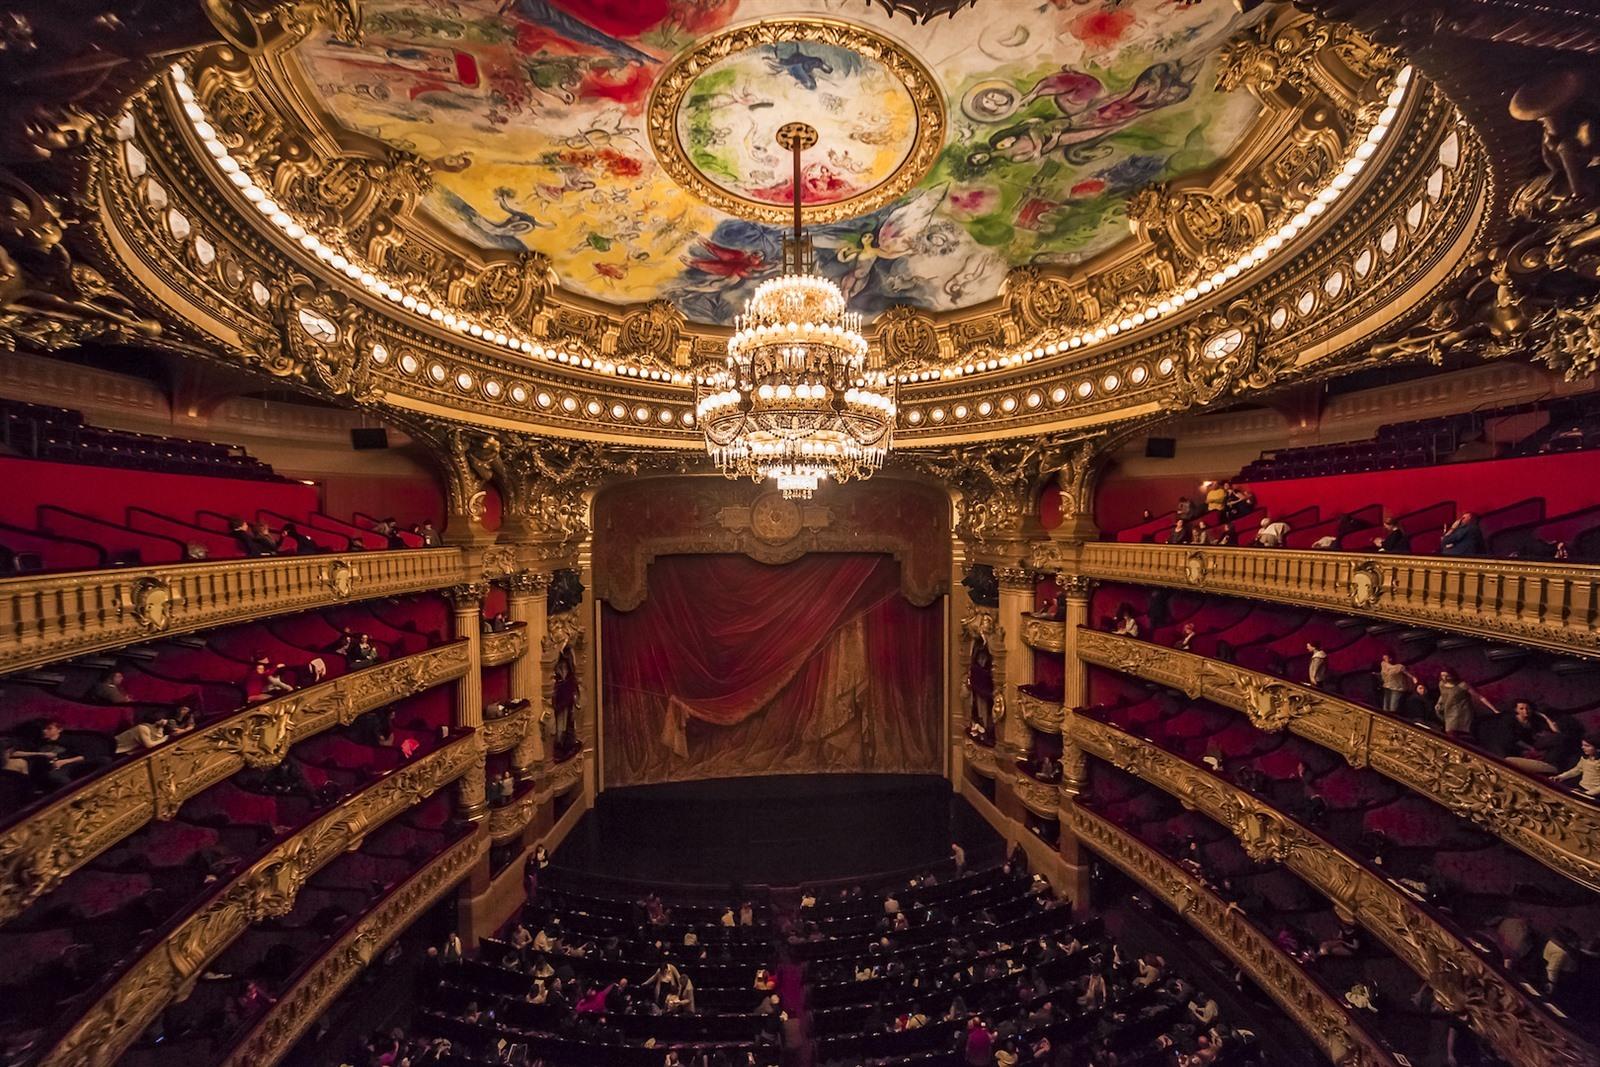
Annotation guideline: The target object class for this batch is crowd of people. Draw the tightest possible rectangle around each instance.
[227,515,440,557]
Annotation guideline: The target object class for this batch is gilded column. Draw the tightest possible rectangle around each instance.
[994,566,1036,754]
[446,583,489,820]
[1057,572,1095,909]
[505,570,552,780]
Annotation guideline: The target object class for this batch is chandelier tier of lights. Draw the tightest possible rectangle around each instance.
[698,122,895,500]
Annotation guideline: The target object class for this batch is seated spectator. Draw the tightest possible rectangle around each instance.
[346,634,381,671]
[1210,522,1237,546]
[1441,512,1487,556]
[10,719,96,789]
[89,669,131,704]
[414,521,441,547]
[1316,923,1362,958]
[251,521,281,554]
[1189,992,1220,1025]
[114,705,195,754]
[279,522,320,554]
[1224,484,1255,521]
[1176,495,1202,522]
[1256,515,1290,547]
[1374,517,1411,553]
[1167,517,1190,545]
[1375,653,1416,713]
[374,518,407,550]
[1553,737,1600,798]
[1111,606,1140,638]
[244,658,294,703]
[229,518,277,557]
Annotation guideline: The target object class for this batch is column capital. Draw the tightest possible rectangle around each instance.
[503,570,554,596]
[995,565,1035,591]
[1055,573,1095,598]
[443,582,490,610]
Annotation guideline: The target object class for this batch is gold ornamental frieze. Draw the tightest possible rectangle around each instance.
[0,548,469,678]
[1074,717,1596,1067]
[1067,805,1398,1067]
[1021,617,1066,654]
[962,738,997,778]
[217,827,488,1067]
[481,625,529,667]
[1075,543,1600,659]
[1014,776,1062,819]
[1016,689,1064,734]
[482,700,536,756]
[42,731,482,1067]
[489,789,540,844]
[1079,629,1600,891]
[0,641,470,926]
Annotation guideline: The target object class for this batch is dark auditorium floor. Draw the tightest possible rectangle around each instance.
[554,774,1003,885]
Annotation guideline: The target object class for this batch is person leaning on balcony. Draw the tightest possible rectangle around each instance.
[1256,515,1290,547]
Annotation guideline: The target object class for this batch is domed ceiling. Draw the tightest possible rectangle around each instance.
[294,0,1264,326]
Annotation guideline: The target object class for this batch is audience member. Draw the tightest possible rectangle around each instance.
[1553,737,1600,798]
[1374,517,1411,553]
[1256,515,1290,547]
[1441,512,1487,557]
[1305,641,1328,689]
[89,669,132,704]
[1375,653,1416,713]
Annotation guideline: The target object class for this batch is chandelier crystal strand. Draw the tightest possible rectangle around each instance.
[698,122,894,499]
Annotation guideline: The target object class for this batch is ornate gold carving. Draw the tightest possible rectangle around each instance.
[482,701,535,755]
[543,608,583,659]
[875,306,942,374]
[1078,628,1600,891]
[1014,776,1060,818]
[124,575,177,631]
[962,737,997,778]
[494,436,636,548]
[319,556,358,598]
[1016,689,1064,734]
[1055,573,1094,599]
[0,641,470,924]
[1021,618,1065,654]
[908,435,1098,552]
[960,606,998,641]
[1067,805,1398,1067]
[1074,716,1597,1067]
[489,790,539,844]
[614,299,683,368]
[1077,542,1600,659]
[481,626,529,668]
[442,582,489,611]
[645,19,946,225]
[43,732,481,1067]
[217,828,487,1067]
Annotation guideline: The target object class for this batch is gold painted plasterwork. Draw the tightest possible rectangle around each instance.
[1077,629,1600,892]
[1016,688,1064,734]
[645,18,946,226]
[42,731,483,1067]
[0,548,468,678]
[482,701,536,755]
[1021,618,1065,654]
[0,641,471,924]
[1074,717,1596,1067]
[1067,805,1398,1067]
[481,625,529,667]
[217,827,488,1067]
[1037,541,1600,659]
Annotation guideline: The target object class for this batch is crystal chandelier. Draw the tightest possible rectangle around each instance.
[698,122,895,500]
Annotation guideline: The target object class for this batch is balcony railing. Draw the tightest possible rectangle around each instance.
[1045,542,1600,659]
[1016,687,1064,733]
[1073,715,1596,1067]
[1077,628,1600,893]
[42,730,483,1067]
[0,640,471,924]
[216,825,489,1067]
[481,622,528,666]
[1066,804,1399,1067]
[490,784,540,843]
[1021,616,1065,653]
[482,699,536,754]
[0,547,468,676]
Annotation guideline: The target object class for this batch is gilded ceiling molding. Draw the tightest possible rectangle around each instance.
[0,546,468,678]
[1066,804,1399,1067]
[1078,628,1600,893]
[42,730,484,1067]
[0,640,469,925]
[216,827,488,1067]
[1074,717,1596,1067]
[1049,541,1600,660]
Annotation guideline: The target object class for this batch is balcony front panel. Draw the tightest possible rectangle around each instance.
[1022,617,1066,654]
[481,624,529,667]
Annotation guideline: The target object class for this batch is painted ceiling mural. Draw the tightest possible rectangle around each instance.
[296,0,1264,326]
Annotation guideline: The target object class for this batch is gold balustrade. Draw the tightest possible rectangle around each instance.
[1073,716,1596,1067]
[481,623,528,667]
[42,730,483,1067]
[1017,688,1065,733]
[1077,628,1600,892]
[0,641,471,924]
[482,700,536,754]
[0,548,468,677]
[217,826,489,1067]
[1021,617,1066,653]
[1066,805,1399,1067]
[1037,542,1600,659]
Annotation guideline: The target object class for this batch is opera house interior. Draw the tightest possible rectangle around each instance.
[3,0,1600,1064]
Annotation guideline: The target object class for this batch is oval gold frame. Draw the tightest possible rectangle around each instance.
[646,17,948,226]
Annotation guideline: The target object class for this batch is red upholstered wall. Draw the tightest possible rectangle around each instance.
[0,457,318,528]
[313,473,446,529]
[1090,450,1600,534]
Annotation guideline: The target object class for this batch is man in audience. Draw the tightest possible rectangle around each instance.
[1256,514,1290,547]
[1205,481,1228,514]
[1305,641,1329,689]
[414,521,441,547]
[89,669,131,704]
[1441,512,1487,556]
[279,522,320,554]
[347,633,381,670]
[229,518,277,557]
[114,705,195,753]
[11,719,93,789]
[1175,622,1198,651]
[1376,653,1415,713]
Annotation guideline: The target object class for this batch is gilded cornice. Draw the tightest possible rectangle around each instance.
[1021,618,1066,654]
[1069,542,1600,659]
[1016,689,1064,735]
[480,625,529,668]
[482,701,536,756]
[1066,804,1399,1067]
[1074,716,1596,1067]
[0,547,468,678]
[69,15,1494,451]
[42,730,483,1067]
[216,827,488,1067]
[1078,628,1600,893]
[0,641,469,925]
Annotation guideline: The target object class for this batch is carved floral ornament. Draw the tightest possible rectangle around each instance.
[55,9,1499,452]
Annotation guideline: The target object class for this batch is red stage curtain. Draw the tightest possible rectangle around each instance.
[602,553,942,786]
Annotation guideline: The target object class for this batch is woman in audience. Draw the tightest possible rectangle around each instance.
[1552,736,1600,798]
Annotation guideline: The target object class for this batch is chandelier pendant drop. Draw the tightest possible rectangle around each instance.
[698,122,895,500]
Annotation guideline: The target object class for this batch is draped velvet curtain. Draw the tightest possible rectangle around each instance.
[602,554,942,786]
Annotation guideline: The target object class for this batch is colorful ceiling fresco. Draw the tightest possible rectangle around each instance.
[295,0,1264,326]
